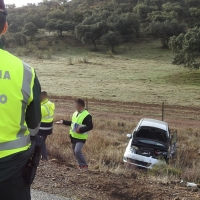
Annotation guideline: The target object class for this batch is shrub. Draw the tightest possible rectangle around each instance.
[68,57,73,65]
[35,50,44,59]
[82,54,89,63]
[13,32,27,46]
[37,41,49,50]
[16,47,24,56]
[46,49,52,59]
[24,43,38,55]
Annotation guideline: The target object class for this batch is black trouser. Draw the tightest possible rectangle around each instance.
[0,167,31,200]
[41,135,48,160]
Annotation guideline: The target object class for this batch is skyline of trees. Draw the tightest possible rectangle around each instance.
[3,0,200,67]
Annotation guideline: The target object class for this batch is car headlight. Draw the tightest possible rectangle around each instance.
[130,146,138,153]
[132,146,138,150]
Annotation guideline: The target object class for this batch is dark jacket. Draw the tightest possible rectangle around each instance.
[63,113,93,144]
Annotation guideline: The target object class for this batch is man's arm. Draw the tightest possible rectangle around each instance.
[63,120,72,126]
[26,74,41,137]
[79,115,93,133]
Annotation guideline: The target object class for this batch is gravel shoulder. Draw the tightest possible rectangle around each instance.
[31,189,72,200]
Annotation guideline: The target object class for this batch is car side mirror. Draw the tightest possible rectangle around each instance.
[171,130,178,144]
[127,134,132,139]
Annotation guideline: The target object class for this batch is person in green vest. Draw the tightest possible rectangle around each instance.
[0,1,41,199]
[58,99,93,170]
[38,91,55,161]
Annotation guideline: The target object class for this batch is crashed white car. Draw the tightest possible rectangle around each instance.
[123,118,177,169]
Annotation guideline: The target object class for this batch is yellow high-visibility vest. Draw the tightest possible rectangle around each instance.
[0,49,35,159]
[41,99,55,123]
[70,110,90,140]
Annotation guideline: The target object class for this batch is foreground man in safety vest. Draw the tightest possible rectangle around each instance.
[0,1,41,199]
[58,99,93,169]
[38,91,55,161]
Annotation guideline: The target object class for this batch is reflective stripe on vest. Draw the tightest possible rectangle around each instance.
[0,50,34,158]
[39,126,53,130]
[69,110,90,140]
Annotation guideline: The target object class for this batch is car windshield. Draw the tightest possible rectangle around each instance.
[135,126,168,144]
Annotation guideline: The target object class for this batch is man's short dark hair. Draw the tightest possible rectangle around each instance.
[75,99,85,107]
[41,91,48,97]
[0,12,6,33]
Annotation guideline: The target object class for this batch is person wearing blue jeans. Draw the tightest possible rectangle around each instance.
[58,99,93,169]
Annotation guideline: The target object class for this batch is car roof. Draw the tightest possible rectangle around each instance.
[138,118,168,131]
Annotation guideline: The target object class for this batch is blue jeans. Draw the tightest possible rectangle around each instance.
[41,135,48,161]
[72,142,87,166]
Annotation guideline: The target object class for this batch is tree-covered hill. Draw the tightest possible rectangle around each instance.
[4,0,200,67]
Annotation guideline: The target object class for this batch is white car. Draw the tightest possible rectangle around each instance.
[123,118,177,169]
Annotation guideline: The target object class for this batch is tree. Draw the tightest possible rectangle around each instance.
[24,22,38,40]
[134,3,157,21]
[76,21,108,50]
[102,31,121,53]
[112,13,140,40]
[189,8,200,27]
[147,20,186,48]
[147,11,178,22]
[46,20,75,35]
[169,27,200,68]
[13,33,27,46]
[45,20,57,33]
[25,14,46,29]
[9,22,18,33]
[162,2,186,20]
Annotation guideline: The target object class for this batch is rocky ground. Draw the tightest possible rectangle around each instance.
[31,189,72,200]
[32,160,200,200]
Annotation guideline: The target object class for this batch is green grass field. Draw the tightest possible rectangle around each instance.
[17,40,200,107]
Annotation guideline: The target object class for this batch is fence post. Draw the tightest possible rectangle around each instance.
[162,102,165,121]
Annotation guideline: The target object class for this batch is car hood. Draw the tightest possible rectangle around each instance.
[132,138,168,150]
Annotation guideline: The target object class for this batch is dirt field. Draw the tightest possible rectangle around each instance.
[32,97,200,200]
[16,40,200,107]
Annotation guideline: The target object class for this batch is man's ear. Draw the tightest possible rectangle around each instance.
[2,22,8,34]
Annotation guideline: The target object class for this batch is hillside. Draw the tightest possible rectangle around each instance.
[4,0,200,50]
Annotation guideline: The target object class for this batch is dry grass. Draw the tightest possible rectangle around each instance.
[47,113,200,184]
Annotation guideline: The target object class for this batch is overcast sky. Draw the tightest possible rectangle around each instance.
[5,0,42,7]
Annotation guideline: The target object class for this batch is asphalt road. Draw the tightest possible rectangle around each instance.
[31,190,72,200]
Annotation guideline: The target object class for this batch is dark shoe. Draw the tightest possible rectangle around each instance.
[41,158,48,162]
